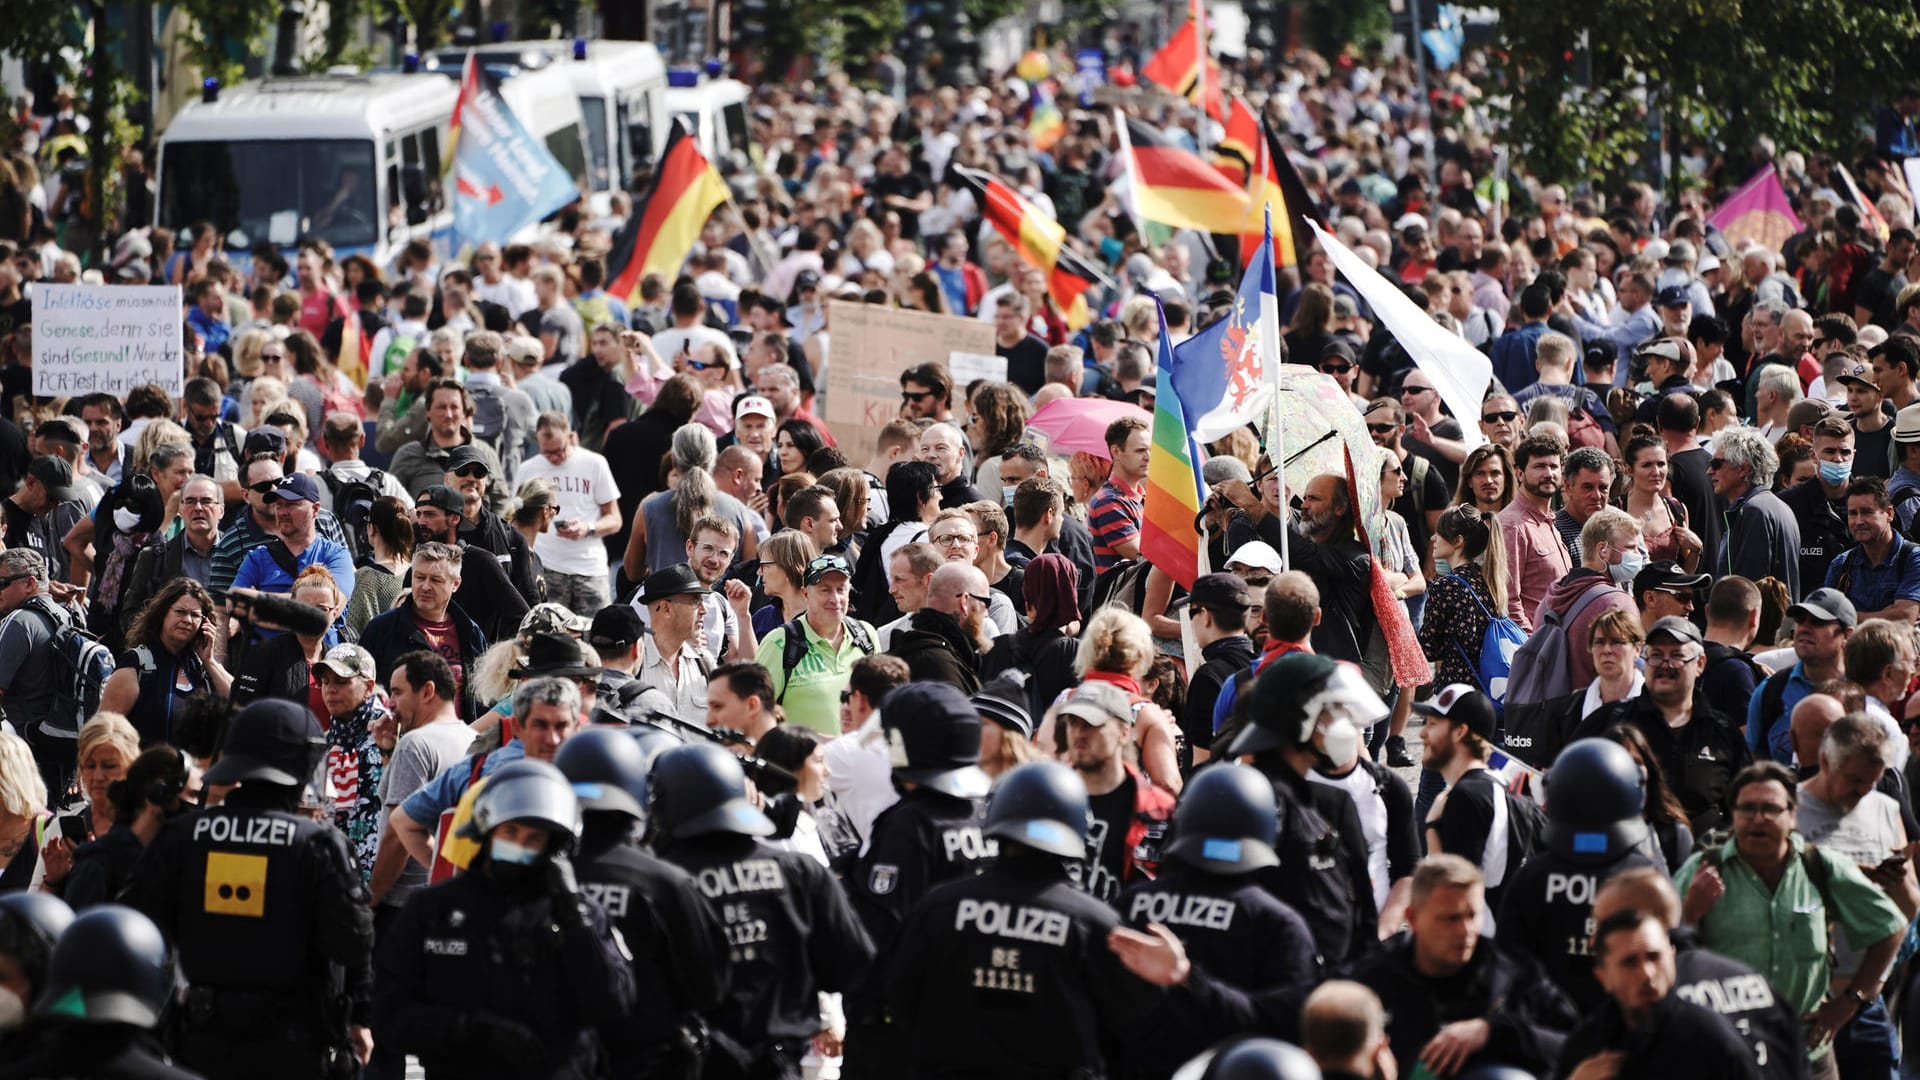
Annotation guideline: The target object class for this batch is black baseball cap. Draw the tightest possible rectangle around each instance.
[204,699,324,787]
[1171,572,1252,614]
[27,456,74,502]
[266,473,321,504]
[1413,683,1496,741]
[803,553,853,586]
[443,444,492,474]
[880,683,989,798]
[416,485,464,515]
[1655,284,1692,307]
[587,605,646,651]
[242,427,287,457]
[1631,560,1710,598]
[1788,587,1858,629]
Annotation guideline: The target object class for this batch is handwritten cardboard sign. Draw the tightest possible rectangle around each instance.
[823,301,996,461]
[33,285,185,397]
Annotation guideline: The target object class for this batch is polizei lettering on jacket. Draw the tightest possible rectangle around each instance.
[193,815,298,847]
[1126,891,1237,931]
[954,898,1072,946]
[693,859,786,898]
[1676,972,1777,1015]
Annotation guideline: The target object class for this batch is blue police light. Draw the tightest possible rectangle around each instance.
[202,77,219,103]
[703,57,723,78]
[573,38,588,61]
[489,21,510,42]
[667,68,700,88]
[402,52,420,73]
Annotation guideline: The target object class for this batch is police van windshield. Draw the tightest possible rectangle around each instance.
[581,95,611,192]
[161,139,380,251]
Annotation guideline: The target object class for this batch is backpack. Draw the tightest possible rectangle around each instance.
[1893,479,1920,543]
[1091,558,1154,614]
[467,382,507,451]
[380,330,419,378]
[775,615,873,704]
[322,467,387,567]
[1445,573,1529,708]
[1501,582,1616,755]
[23,597,116,740]
[1566,405,1607,449]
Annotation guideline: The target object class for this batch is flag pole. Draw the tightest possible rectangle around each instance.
[1265,204,1288,572]
[1192,0,1211,158]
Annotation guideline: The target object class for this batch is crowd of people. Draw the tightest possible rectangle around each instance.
[5,32,1920,1080]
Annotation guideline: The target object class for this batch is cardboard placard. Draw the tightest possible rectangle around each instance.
[824,300,997,461]
[33,284,185,398]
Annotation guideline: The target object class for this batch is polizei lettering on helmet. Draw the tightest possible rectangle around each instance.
[693,859,787,898]
[1125,891,1237,932]
[954,898,1072,946]
[192,814,298,847]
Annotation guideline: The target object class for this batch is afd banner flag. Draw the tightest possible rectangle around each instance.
[450,54,578,245]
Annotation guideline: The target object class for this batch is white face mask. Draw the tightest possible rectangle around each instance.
[1318,716,1362,770]
[112,505,143,533]
[489,837,541,866]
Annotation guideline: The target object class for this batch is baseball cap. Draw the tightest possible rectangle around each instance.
[1788,587,1858,629]
[415,485,464,515]
[266,473,321,504]
[443,444,492,474]
[1636,339,1683,365]
[1654,285,1691,308]
[204,699,325,788]
[803,552,853,586]
[1837,361,1878,390]
[242,427,287,458]
[637,564,710,605]
[314,643,377,680]
[1224,541,1283,575]
[1172,572,1252,614]
[504,337,544,366]
[1057,682,1134,728]
[795,269,821,291]
[1644,616,1705,647]
[1786,397,1836,431]
[1664,239,1696,265]
[1698,252,1722,274]
[587,605,645,651]
[735,395,777,423]
[1631,560,1711,597]
[972,673,1034,740]
[1412,683,1497,741]
[27,456,74,502]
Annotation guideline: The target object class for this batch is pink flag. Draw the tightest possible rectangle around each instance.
[1709,164,1803,252]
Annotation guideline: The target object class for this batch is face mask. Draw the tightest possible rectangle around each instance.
[113,506,143,533]
[1001,486,1017,511]
[1818,460,1851,487]
[1316,717,1362,771]
[0,986,20,1031]
[1433,556,1453,576]
[490,837,541,866]
[1609,544,1646,586]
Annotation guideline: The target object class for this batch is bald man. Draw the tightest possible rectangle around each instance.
[1303,981,1396,1080]
[885,560,989,692]
[1789,692,1847,773]
[918,421,981,509]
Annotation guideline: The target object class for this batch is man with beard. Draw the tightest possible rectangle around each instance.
[1276,473,1373,666]
[1499,434,1570,630]
[886,561,989,694]
[441,443,543,610]
[1574,617,1749,835]
[635,515,754,662]
[405,484,527,646]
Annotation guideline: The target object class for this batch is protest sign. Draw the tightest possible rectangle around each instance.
[947,351,1008,386]
[824,301,996,461]
[33,284,184,397]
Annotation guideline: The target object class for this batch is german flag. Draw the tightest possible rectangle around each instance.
[1119,115,1250,235]
[606,121,731,305]
[1211,95,1259,186]
[1141,0,1225,121]
[955,166,1110,329]
[1241,120,1325,270]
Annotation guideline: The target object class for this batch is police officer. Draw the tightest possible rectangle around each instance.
[1114,764,1321,1078]
[841,682,997,1079]
[121,700,373,1080]
[0,890,74,1050]
[1225,652,1381,965]
[650,742,875,1079]
[1169,1037,1324,1080]
[887,761,1168,1077]
[554,727,729,1078]
[0,904,198,1080]
[374,758,636,1078]
[1495,738,1661,1011]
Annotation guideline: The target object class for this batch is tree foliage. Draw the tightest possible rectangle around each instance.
[175,0,277,89]
[1484,0,1920,189]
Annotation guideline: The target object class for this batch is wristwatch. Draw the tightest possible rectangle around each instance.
[1847,987,1875,1009]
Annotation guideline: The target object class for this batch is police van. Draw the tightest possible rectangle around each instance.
[428,40,671,208]
[156,72,462,276]
[666,74,752,165]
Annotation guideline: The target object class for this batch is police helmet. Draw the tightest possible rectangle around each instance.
[625,720,684,765]
[649,743,776,840]
[1171,1038,1323,1080]
[555,726,652,820]
[0,891,75,995]
[1544,738,1650,863]
[1227,654,1388,757]
[203,698,326,788]
[881,683,991,798]
[983,761,1090,859]
[462,759,583,851]
[33,905,171,1029]
[1165,764,1280,874]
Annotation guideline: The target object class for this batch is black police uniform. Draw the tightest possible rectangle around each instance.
[885,857,1163,1079]
[1342,933,1578,1078]
[1116,859,1320,1077]
[373,857,636,1079]
[1251,762,1375,965]
[573,818,731,1077]
[1554,992,1764,1079]
[1669,926,1806,1080]
[1495,847,1658,1011]
[659,834,875,1078]
[0,1025,204,1080]
[841,787,994,1078]
[121,786,374,1080]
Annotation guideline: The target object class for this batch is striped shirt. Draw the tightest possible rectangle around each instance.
[1089,478,1144,573]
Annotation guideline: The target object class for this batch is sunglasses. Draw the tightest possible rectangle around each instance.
[901,390,934,403]
[1366,423,1398,435]
[1401,385,1432,396]
[687,359,721,371]
[0,573,32,590]
[247,479,280,495]
[451,463,489,478]
[1241,575,1273,588]
[968,593,994,606]
[1708,457,1728,469]
[1482,411,1518,423]
[1320,363,1352,375]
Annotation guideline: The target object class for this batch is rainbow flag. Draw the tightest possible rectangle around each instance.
[1141,298,1207,589]
[955,166,1111,329]
[1708,164,1803,253]
[1027,84,1065,152]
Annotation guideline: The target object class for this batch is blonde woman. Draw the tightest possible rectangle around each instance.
[1054,607,1184,793]
[752,529,817,639]
[247,374,291,428]
[59,712,141,848]
[0,731,61,891]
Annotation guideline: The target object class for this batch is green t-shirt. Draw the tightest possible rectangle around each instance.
[755,616,877,736]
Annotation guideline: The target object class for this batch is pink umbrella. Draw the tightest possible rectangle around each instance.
[1026,398,1153,460]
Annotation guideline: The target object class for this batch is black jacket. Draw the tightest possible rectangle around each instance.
[458,509,544,613]
[1494,846,1661,1012]
[887,608,982,693]
[230,631,319,710]
[1252,759,1376,966]
[1184,636,1256,759]
[62,822,146,911]
[123,531,214,634]
[1229,513,1372,665]
[980,625,1080,720]
[1555,991,1763,1080]
[0,1024,201,1079]
[1342,933,1577,1078]
[399,539,527,647]
[1572,690,1749,834]
[359,598,488,720]
[1669,926,1807,1080]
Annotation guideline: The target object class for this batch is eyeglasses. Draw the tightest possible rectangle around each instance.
[1733,802,1790,820]
[1366,423,1398,435]
[451,463,489,478]
[1482,411,1518,423]
[930,533,973,547]
[180,496,221,508]
[696,542,738,562]
[1590,638,1637,651]
[1642,647,1702,666]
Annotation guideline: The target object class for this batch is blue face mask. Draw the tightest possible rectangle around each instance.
[1001,485,1017,511]
[1818,460,1851,487]
[1609,545,1647,587]
[490,837,542,866]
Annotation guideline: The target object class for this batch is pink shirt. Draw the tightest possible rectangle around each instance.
[1498,495,1571,631]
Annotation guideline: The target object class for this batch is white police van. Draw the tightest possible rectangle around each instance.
[666,73,752,165]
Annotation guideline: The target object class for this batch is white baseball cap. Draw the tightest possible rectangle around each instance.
[1224,540,1284,575]
[735,395,776,422]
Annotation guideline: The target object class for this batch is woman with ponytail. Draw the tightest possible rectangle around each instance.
[624,421,760,579]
